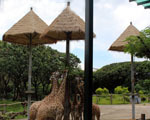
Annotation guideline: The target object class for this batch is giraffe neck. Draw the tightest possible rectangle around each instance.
[49,77,59,96]
[43,72,59,101]
[57,71,68,103]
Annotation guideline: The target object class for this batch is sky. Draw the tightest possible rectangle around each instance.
[0,0,150,70]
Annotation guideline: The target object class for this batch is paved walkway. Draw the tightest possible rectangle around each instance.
[100,104,150,120]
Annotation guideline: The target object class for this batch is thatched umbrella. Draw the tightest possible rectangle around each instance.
[41,2,93,119]
[109,22,140,119]
[3,8,55,119]
[41,2,86,65]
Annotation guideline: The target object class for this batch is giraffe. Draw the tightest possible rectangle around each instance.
[75,77,84,120]
[36,70,68,120]
[29,71,60,120]
[74,78,101,120]
[92,103,101,120]
[70,77,84,120]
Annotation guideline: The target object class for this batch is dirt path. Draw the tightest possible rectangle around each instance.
[100,104,150,120]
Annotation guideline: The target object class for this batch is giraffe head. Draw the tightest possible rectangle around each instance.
[50,71,60,81]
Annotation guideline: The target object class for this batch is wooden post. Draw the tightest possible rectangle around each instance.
[131,54,135,119]
[63,32,72,120]
[98,95,100,103]
[3,104,6,114]
[96,95,99,104]
[123,95,125,104]
[27,34,32,120]
[110,94,113,105]
[148,97,150,102]
[96,95,98,104]
[65,33,70,66]
[141,114,145,120]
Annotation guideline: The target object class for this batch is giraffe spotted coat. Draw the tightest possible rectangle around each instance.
[29,71,60,120]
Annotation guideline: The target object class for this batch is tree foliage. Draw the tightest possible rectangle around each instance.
[93,61,150,94]
[114,86,129,94]
[0,41,82,100]
[125,26,150,59]
[95,88,109,95]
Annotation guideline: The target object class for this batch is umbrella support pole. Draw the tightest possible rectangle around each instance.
[27,36,32,120]
[131,54,135,119]
[64,34,71,120]
[66,39,70,66]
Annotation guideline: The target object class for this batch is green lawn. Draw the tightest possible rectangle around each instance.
[92,94,130,104]
[0,100,27,119]
[93,94,150,105]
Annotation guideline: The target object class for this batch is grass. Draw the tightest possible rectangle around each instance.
[93,94,150,105]
[0,100,27,119]
[93,94,129,105]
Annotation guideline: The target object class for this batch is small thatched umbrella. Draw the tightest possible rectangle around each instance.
[109,22,140,119]
[3,8,55,119]
[41,2,94,119]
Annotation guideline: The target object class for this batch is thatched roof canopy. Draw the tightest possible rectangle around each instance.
[41,2,86,41]
[109,22,140,52]
[3,8,54,45]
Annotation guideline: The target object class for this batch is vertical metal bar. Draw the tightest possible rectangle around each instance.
[27,34,32,120]
[84,0,93,119]
[131,54,135,119]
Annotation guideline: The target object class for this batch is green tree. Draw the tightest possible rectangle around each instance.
[93,61,150,94]
[95,88,109,95]
[0,41,81,100]
[114,86,123,94]
[103,88,109,94]
[114,86,129,94]
[125,27,150,59]
[95,88,104,95]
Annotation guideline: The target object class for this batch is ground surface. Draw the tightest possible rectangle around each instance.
[13,104,150,120]
[100,104,150,120]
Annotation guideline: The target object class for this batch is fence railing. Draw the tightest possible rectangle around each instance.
[93,94,150,105]
[0,101,27,114]
[0,101,36,119]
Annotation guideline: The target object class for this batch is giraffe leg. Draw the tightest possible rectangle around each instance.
[96,114,100,120]
[92,114,95,120]
[56,114,63,120]
[71,111,74,120]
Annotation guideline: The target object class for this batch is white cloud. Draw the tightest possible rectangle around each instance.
[78,63,84,70]
[109,51,131,62]
[113,1,150,31]
[0,0,150,68]
[109,51,146,63]
[49,40,84,53]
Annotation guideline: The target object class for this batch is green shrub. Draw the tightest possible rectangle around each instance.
[138,90,144,94]
[122,87,129,94]
[124,96,130,102]
[114,86,129,94]
[95,88,109,95]
[114,86,123,94]
[95,88,104,95]
[103,88,109,94]
[141,95,147,102]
